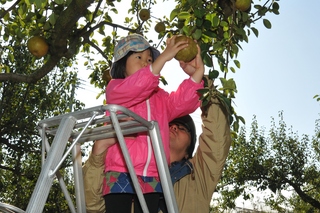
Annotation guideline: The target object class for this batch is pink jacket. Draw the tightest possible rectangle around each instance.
[104,66,203,178]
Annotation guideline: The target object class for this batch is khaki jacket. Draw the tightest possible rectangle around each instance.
[83,97,231,213]
[83,150,106,213]
[171,97,231,213]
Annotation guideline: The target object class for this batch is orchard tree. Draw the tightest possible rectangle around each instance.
[0,0,281,211]
[214,112,320,211]
[0,0,280,133]
[0,43,85,210]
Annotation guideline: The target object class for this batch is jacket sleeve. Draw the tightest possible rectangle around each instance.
[166,78,203,121]
[106,66,159,107]
[190,96,232,200]
[83,150,107,213]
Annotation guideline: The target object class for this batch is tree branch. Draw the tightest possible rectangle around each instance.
[285,177,320,208]
[0,0,96,83]
[0,0,21,21]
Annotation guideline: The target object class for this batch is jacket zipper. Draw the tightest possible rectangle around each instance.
[143,98,152,176]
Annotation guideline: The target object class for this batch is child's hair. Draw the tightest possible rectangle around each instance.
[111,51,134,79]
[110,34,160,79]
[111,48,157,79]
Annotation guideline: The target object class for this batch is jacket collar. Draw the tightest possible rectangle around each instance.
[169,158,194,185]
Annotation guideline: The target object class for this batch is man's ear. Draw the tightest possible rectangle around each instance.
[184,153,189,159]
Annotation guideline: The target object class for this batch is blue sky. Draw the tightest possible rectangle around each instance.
[234,0,320,137]
[78,0,320,139]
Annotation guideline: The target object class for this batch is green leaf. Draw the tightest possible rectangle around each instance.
[49,14,57,25]
[159,76,168,85]
[197,88,209,95]
[209,70,219,79]
[34,0,46,8]
[203,53,213,67]
[272,2,280,15]
[196,19,203,27]
[18,4,27,17]
[194,8,205,18]
[203,30,217,38]
[98,25,106,36]
[178,11,191,20]
[233,121,239,133]
[111,8,118,14]
[212,16,219,27]
[54,0,64,4]
[8,53,14,63]
[238,116,245,124]
[170,9,179,21]
[220,78,237,91]
[192,29,202,40]
[43,22,51,30]
[234,60,240,69]
[251,27,259,37]
[203,20,211,29]
[220,20,228,27]
[263,19,272,29]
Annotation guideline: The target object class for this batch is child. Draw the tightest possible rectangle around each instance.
[103,34,204,213]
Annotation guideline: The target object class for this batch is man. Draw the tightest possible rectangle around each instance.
[83,94,232,213]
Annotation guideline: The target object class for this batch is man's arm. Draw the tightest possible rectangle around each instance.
[191,95,232,199]
[83,147,106,213]
[83,138,116,213]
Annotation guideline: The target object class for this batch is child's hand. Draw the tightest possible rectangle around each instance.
[151,35,189,75]
[179,44,204,83]
[161,36,189,61]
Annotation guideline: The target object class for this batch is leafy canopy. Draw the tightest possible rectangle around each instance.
[0,0,280,211]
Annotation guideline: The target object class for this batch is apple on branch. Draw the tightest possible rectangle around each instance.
[27,36,49,58]
[174,35,198,63]
[235,0,251,12]
[139,9,150,21]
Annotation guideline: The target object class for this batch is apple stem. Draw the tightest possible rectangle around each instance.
[150,15,161,21]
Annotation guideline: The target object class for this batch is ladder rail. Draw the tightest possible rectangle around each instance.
[149,122,179,213]
[49,112,98,177]
[0,203,25,213]
[109,109,150,213]
[26,116,77,213]
[42,132,77,213]
[72,143,86,213]
[37,105,106,127]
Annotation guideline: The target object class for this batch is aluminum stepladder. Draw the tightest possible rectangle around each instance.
[24,104,178,213]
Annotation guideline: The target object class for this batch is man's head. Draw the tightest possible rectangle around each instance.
[169,115,196,160]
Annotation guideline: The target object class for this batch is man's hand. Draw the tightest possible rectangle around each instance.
[179,44,204,83]
[92,138,117,155]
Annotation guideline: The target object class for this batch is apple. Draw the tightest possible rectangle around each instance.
[102,69,112,83]
[174,35,198,62]
[139,9,150,21]
[27,36,49,58]
[235,0,251,12]
[154,22,165,33]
